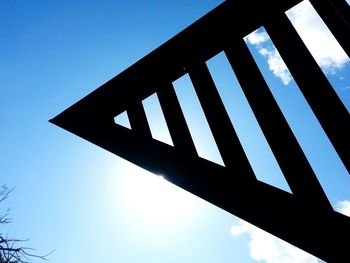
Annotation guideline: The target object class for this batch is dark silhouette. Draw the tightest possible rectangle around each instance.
[0,186,52,262]
[50,0,350,261]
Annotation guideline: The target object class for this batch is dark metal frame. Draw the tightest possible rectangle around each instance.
[51,0,350,261]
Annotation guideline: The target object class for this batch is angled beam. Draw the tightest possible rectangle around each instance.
[49,0,303,124]
[127,102,152,138]
[51,114,350,263]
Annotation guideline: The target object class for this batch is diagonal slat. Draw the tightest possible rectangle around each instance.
[188,62,256,180]
[265,12,350,174]
[127,101,152,138]
[225,39,332,212]
[157,83,198,155]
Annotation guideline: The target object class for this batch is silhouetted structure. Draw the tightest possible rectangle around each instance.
[50,0,350,261]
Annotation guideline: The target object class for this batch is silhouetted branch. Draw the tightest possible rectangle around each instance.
[0,186,14,204]
[0,185,53,263]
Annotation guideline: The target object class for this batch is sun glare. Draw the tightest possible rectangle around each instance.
[119,163,197,225]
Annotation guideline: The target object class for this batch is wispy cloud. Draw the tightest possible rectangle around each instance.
[245,0,349,85]
[231,200,350,262]
[258,48,292,85]
[231,221,319,263]
[244,30,292,85]
[244,31,269,45]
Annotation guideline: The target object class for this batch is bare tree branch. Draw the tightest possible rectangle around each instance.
[0,185,53,263]
[0,187,14,204]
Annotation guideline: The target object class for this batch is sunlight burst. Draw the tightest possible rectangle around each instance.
[119,163,197,225]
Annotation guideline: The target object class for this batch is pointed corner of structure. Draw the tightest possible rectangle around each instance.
[48,108,79,132]
[49,113,61,128]
[49,112,66,128]
[49,116,57,125]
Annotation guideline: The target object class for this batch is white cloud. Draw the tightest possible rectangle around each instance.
[245,30,293,85]
[245,31,269,45]
[336,200,350,217]
[231,220,319,263]
[245,0,349,85]
[259,48,292,85]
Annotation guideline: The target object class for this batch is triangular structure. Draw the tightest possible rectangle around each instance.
[50,0,350,261]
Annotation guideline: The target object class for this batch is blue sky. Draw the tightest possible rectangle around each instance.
[1,1,349,262]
